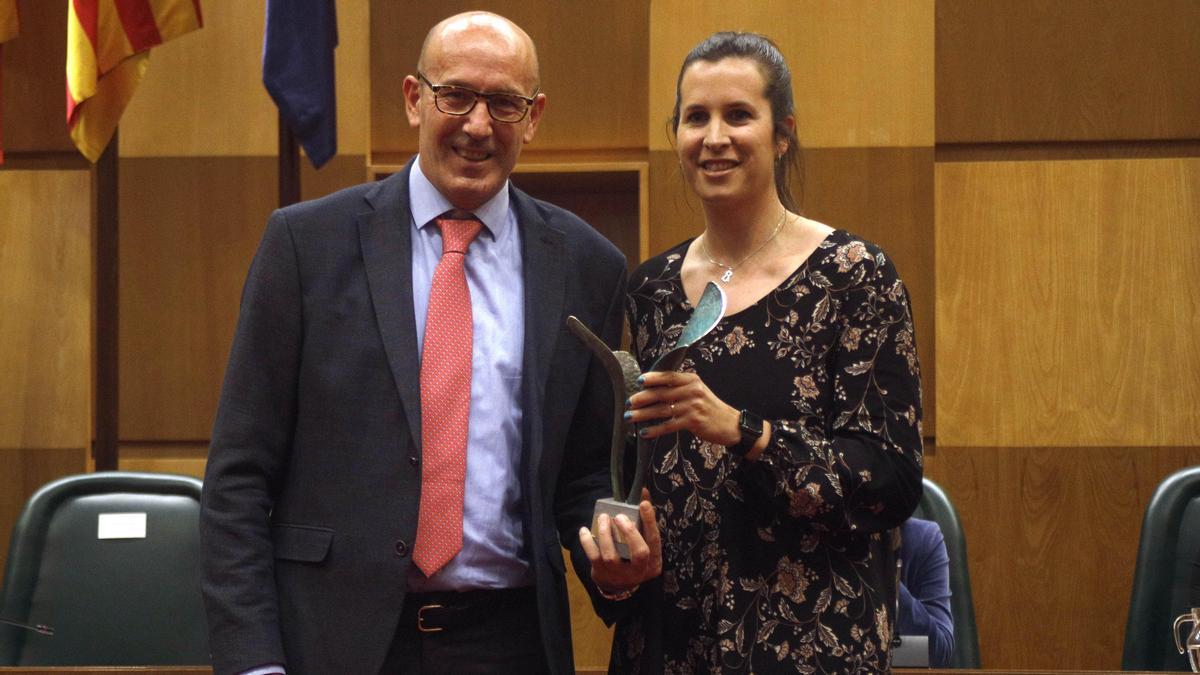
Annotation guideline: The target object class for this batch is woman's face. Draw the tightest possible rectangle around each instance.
[675,57,789,208]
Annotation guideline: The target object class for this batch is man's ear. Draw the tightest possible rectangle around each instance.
[522,93,547,144]
[403,75,422,128]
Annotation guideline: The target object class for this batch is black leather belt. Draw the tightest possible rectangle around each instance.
[403,586,537,633]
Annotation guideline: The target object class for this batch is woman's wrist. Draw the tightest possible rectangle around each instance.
[596,583,640,601]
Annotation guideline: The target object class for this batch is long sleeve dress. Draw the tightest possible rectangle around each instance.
[611,230,924,674]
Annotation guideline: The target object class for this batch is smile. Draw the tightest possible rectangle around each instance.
[700,160,737,172]
[455,147,492,162]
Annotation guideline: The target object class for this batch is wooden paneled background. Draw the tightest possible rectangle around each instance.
[1,0,1197,670]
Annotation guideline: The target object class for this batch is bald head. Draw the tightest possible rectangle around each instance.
[418,11,540,91]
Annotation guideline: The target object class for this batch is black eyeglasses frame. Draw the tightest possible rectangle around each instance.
[416,72,539,123]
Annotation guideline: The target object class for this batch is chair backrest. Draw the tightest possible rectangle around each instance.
[0,471,209,665]
[912,477,981,668]
[1123,465,1200,671]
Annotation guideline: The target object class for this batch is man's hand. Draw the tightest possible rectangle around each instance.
[578,491,662,598]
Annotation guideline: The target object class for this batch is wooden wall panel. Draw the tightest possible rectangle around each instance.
[923,445,1200,670]
[648,0,934,151]
[936,158,1200,447]
[0,1,73,153]
[936,0,1200,143]
[0,170,92,449]
[119,2,370,157]
[119,155,366,441]
[117,443,208,479]
[0,448,88,573]
[370,1,649,157]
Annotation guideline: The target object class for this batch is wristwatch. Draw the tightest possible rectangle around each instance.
[727,409,764,457]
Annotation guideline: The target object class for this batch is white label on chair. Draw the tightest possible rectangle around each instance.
[97,512,147,539]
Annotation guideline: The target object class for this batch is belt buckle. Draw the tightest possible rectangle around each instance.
[417,604,444,633]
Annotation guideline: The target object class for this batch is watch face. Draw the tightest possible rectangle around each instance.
[739,410,763,438]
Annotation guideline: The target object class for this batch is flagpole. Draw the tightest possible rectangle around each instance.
[278,111,300,207]
[94,128,119,472]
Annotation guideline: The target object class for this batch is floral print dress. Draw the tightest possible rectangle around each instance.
[611,230,924,675]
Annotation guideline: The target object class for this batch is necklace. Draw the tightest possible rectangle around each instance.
[700,210,788,284]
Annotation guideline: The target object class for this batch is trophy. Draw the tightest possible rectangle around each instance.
[1174,607,1200,672]
[566,281,726,558]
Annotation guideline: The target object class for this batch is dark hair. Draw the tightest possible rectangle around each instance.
[670,31,803,212]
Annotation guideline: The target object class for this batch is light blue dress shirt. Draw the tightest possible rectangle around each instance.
[405,159,531,592]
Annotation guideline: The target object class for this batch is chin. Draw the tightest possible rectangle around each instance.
[446,178,502,210]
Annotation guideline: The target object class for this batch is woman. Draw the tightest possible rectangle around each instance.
[612,32,924,673]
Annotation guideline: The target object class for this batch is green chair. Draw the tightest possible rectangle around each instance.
[0,471,209,665]
[1123,465,1200,671]
[912,477,981,668]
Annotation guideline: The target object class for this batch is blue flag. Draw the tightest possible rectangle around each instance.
[263,0,337,168]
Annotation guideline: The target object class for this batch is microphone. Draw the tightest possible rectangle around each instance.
[0,616,54,636]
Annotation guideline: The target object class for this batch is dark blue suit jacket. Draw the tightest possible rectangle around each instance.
[200,160,627,674]
[899,517,954,666]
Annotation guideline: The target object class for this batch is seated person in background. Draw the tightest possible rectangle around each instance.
[899,517,955,667]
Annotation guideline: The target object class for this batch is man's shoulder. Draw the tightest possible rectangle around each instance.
[511,186,624,263]
[276,177,393,223]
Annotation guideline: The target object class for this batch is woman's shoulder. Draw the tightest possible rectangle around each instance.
[630,238,692,286]
[807,226,903,290]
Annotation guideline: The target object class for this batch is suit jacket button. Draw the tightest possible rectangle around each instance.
[394,540,408,557]
[409,455,419,466]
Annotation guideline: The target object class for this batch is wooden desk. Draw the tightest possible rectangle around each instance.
[0,662,1180,667]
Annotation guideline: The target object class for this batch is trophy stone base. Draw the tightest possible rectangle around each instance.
[592,498,642,560]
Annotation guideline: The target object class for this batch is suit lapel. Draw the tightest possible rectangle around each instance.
[515,188,566,474]
[359,166,424,450]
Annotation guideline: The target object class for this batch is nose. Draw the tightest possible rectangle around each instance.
[702,120,729,150]
[461,100,494,139]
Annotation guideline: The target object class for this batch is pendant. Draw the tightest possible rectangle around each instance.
[720,269,733,283]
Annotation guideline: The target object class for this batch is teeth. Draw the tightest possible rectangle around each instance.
[703,161,736,171]
[457,149,489,161]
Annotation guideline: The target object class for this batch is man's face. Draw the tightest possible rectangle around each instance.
[403,24,545,211]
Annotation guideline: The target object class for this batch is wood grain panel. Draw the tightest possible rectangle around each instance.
[119,155,367,441]
[648,0,934,151]
[117,443,208,480]
[923,445,1200,670]
[936,158,1200,447]
[566,555,614,671]
[0,170,92,449]
[120,2,369,156]
[0,448,88,574]
[936,0,1200,143]
[650,147,936,433]
[0,0,73,153]
[370,0,649,156]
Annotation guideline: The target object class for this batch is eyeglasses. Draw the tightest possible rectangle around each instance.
[416,72,538,124]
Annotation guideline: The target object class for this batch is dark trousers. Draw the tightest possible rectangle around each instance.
[380,587,550,675]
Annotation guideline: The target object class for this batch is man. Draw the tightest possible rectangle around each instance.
[200,12,658,675]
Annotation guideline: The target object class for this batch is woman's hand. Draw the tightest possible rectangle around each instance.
[627,370,741,445]
[579,490,662,597]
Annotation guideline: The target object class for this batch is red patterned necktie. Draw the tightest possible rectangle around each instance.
[413,215,483,577]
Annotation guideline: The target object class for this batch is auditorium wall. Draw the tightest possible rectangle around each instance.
[0,0,1196,670]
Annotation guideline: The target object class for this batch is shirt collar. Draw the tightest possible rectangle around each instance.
[408,156,510,239]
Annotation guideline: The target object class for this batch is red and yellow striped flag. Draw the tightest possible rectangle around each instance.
[66,0,203,162]
[0,0,19,165]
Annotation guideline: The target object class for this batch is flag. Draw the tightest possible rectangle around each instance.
[0,0,19,165]
[263,0,337,169]
[66,0,204,162]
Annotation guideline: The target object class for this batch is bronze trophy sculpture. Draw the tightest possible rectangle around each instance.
[566,281,726,558]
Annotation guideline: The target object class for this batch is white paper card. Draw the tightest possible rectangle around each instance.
[97,512,147,540]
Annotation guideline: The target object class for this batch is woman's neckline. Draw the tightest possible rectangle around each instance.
[677,228,843,319]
